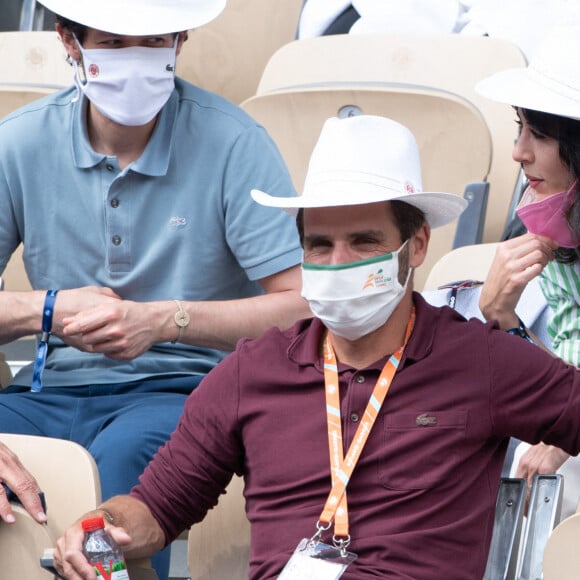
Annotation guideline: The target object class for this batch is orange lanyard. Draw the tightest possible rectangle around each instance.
[319,308,415,540]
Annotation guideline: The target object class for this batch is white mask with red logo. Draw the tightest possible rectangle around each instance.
[301,241,410,341]
[72,38,177,126]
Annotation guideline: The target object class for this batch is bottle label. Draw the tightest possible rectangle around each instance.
[93,560,130,580]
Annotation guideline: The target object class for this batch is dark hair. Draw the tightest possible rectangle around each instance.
[295,200,426,246]
[55,14,88,43]
[520,107,580,263]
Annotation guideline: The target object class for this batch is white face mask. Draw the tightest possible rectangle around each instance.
[301,241,411,341]
[72,38,177,126]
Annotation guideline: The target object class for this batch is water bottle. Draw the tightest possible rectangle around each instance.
[82,515,130,579]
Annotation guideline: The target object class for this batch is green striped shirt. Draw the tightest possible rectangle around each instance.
[539,261,580,366]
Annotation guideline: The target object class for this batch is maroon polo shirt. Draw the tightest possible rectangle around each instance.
[132,293,580,579]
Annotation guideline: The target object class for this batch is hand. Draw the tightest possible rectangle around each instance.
[54,515,131,579]
[51,286,122,338]
[515,442,570,489]
[479,234,556,329]
[0,442,46,524]
[62,300,159,360]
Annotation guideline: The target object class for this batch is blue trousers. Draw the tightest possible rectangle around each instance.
[0,375,203,580]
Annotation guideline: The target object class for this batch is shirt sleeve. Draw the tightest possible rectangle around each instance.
[130,349,244,544]
[539,262,580,367]
[221,125,302,281]
[489,324,580,454]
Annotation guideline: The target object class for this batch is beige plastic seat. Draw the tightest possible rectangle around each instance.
[0,31,71,88]
[188,475,250,580]
[177,0,302,104]
[422,242,500,292]
[0,84,57,119]
[543,512,580,579]
[256,33,527,244]
[241,84,492,289]
[0,433,102,539]
[0,351,12,388]
[0,434,157,579]
[0,504,57,579]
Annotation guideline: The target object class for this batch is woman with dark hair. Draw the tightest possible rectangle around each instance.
[476,25,580,513]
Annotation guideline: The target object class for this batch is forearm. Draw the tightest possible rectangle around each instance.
[0,291,46,344]
[157,290,311,351]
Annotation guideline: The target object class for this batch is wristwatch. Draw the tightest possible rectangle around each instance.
[171,300,190,343]
[505,316,535,344]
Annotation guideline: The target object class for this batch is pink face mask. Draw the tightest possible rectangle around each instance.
[516,181,580,248]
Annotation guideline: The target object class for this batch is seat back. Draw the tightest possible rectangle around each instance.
[0,351,12,388]
[422,242,500,291]
[241,84,492,290]
[0,31,71,88]
[543,511,580,579]
[177,0,302,104]
[0,433,101,540]
[0,504,56,579]
[0,84,57,119]
[256,33,527,243]
[187,475,250,580]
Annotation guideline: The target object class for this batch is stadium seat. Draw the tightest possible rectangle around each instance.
[255,33,527,244]
[0,31,71,88]
[422,242,499,292]
[177,0,302,104]
[241,84,492,289]
[187,475,249,580]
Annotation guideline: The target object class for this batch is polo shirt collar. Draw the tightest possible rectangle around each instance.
[70,89,178,177]
[288,292,438,371]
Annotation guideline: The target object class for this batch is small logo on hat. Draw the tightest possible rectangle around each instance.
[88,63,99,78]
[405,181,415,194]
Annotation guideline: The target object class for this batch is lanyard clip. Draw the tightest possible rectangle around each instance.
[309,520,332,547]
[332,534,351,557]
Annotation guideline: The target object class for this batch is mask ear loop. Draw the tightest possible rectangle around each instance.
[70,33,87,103]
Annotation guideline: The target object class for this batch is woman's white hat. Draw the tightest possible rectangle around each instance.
[251,115,467,229]
[475,25,580,121]
[37,0,225,36]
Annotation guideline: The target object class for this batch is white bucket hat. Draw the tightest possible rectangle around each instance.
[475,25,580,121]
[37,0,225,36]
[251,115,467,229]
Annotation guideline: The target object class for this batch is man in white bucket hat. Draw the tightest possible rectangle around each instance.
[0,0,309,576]
[56,115,580,579]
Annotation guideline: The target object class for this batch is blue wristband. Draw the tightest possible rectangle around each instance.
[31,290,58,393]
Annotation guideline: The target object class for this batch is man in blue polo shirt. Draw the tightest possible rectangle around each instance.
[0,0,310,576]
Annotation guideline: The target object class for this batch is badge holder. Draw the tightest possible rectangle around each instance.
[278,522,357,579]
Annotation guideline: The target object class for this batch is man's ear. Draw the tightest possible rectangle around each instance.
[56,23,81,63]
[409,222,430,269]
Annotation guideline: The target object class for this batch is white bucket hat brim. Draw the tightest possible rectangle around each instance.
[252,115,467,230]
[38,0,226,36]
[475,25,580,121]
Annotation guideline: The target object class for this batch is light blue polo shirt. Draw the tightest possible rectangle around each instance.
[0,78,302,387]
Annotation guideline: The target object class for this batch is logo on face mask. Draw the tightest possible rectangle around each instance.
[363,269,390,290]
